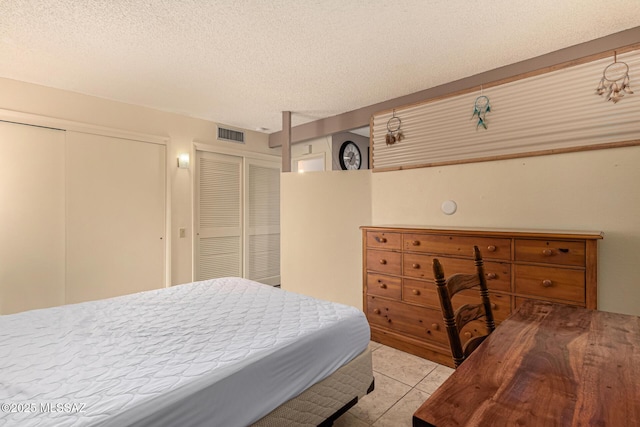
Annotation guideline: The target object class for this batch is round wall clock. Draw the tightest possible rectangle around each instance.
[339,141,362,170]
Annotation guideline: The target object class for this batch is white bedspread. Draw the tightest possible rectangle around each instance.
[0,278,370,427]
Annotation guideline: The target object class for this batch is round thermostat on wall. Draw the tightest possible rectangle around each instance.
[441,200,457,215]
[339,141,362,170]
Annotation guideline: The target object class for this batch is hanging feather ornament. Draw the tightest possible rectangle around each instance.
[596,52,633,104]
[385,110,403,145]
[471,95,491,130]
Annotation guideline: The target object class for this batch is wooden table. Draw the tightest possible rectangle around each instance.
[413,300,640,426]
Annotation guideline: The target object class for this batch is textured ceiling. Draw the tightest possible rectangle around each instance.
[1,0,639,133]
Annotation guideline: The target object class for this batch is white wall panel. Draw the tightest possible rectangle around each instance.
[0,121,66,314]
[65,132,166,303]
[373,50,640,169]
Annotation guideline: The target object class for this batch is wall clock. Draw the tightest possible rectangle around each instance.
[339,141,362,170]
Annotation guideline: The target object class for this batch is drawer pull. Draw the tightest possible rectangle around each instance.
[491,303,497,309]
[542,249,553,256]
[380,283,387,289]
[373,308,381,314]
[412,289,420,296]
[487,245,496,252]
[412,263,420,269]
[541,279,553,288]
[487,272,497,280]
[431,323,439,331]
[412,240,420,246]
[375,236,387,243]
[464,331,472,338]
[379,259,387,265]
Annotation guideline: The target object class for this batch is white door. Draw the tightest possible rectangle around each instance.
[65,131,166,303]
[0,121,66,314]
[195,151,243,280]
[244,158,280,285]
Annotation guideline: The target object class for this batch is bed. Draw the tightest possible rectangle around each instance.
[0,277,373,427]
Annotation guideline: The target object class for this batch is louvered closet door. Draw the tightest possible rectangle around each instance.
[196,152,243,280]
[245,159,280,285]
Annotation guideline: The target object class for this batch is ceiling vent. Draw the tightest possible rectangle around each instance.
[218,126,245,144]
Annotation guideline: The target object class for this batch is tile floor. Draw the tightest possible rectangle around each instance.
[334,341,454,427]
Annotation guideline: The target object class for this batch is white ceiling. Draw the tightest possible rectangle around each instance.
[1,1,639,134]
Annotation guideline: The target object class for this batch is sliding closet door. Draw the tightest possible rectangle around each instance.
[0,121,66,314]
[245,159,280,285]
[65,132,166,303]
[195,151,242,280]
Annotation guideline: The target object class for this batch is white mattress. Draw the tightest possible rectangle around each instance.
[0,277,370,427]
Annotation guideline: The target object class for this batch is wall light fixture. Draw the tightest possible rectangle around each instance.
[177,153,190,169]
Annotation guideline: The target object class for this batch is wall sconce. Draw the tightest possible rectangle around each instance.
[177,153,190,169]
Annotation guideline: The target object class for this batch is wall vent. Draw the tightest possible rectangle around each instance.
[218,127,245,143]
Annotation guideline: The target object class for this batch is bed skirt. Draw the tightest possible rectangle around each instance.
[252,348,374,426]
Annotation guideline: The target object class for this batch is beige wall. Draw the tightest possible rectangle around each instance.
[0,77,280,287]
[5,77,638,316]
[281,145,640,316]
[281,170,371,309]
[372,147,640,316]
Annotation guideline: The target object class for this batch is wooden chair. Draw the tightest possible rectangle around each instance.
[433,245,496,368]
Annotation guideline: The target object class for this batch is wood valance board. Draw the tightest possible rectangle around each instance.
[371,46,640,171]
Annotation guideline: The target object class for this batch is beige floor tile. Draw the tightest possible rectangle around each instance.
[333,411,371,427]
[372,345,438,387]
[347,372,411,424]
[414,364,455,394]
[372,388,431,427]
[368,340,383,352]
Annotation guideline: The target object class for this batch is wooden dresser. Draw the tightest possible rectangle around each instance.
[361,226,603,367]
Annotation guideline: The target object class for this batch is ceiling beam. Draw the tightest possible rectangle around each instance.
[281,111,291,172]
[268,26,640,148]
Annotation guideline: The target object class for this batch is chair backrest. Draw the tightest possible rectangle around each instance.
[433,245,496,368]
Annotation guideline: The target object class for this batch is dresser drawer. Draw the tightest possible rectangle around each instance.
[515,265,585,303]
[515,239,585,267]
[402,280,510,321]
[402,278,439,308]
[403,234,510,260]
[367,273,402,300]
[402,253,511,292]
[366,249,401,275]
[367,231,402,250]
[367,295,448,345]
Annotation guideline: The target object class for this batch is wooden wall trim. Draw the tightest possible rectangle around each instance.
[371,139,640,173]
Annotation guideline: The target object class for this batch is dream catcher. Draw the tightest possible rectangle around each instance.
[596,52,633,103]
[385,110,404,145]
[471,94,491,130]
